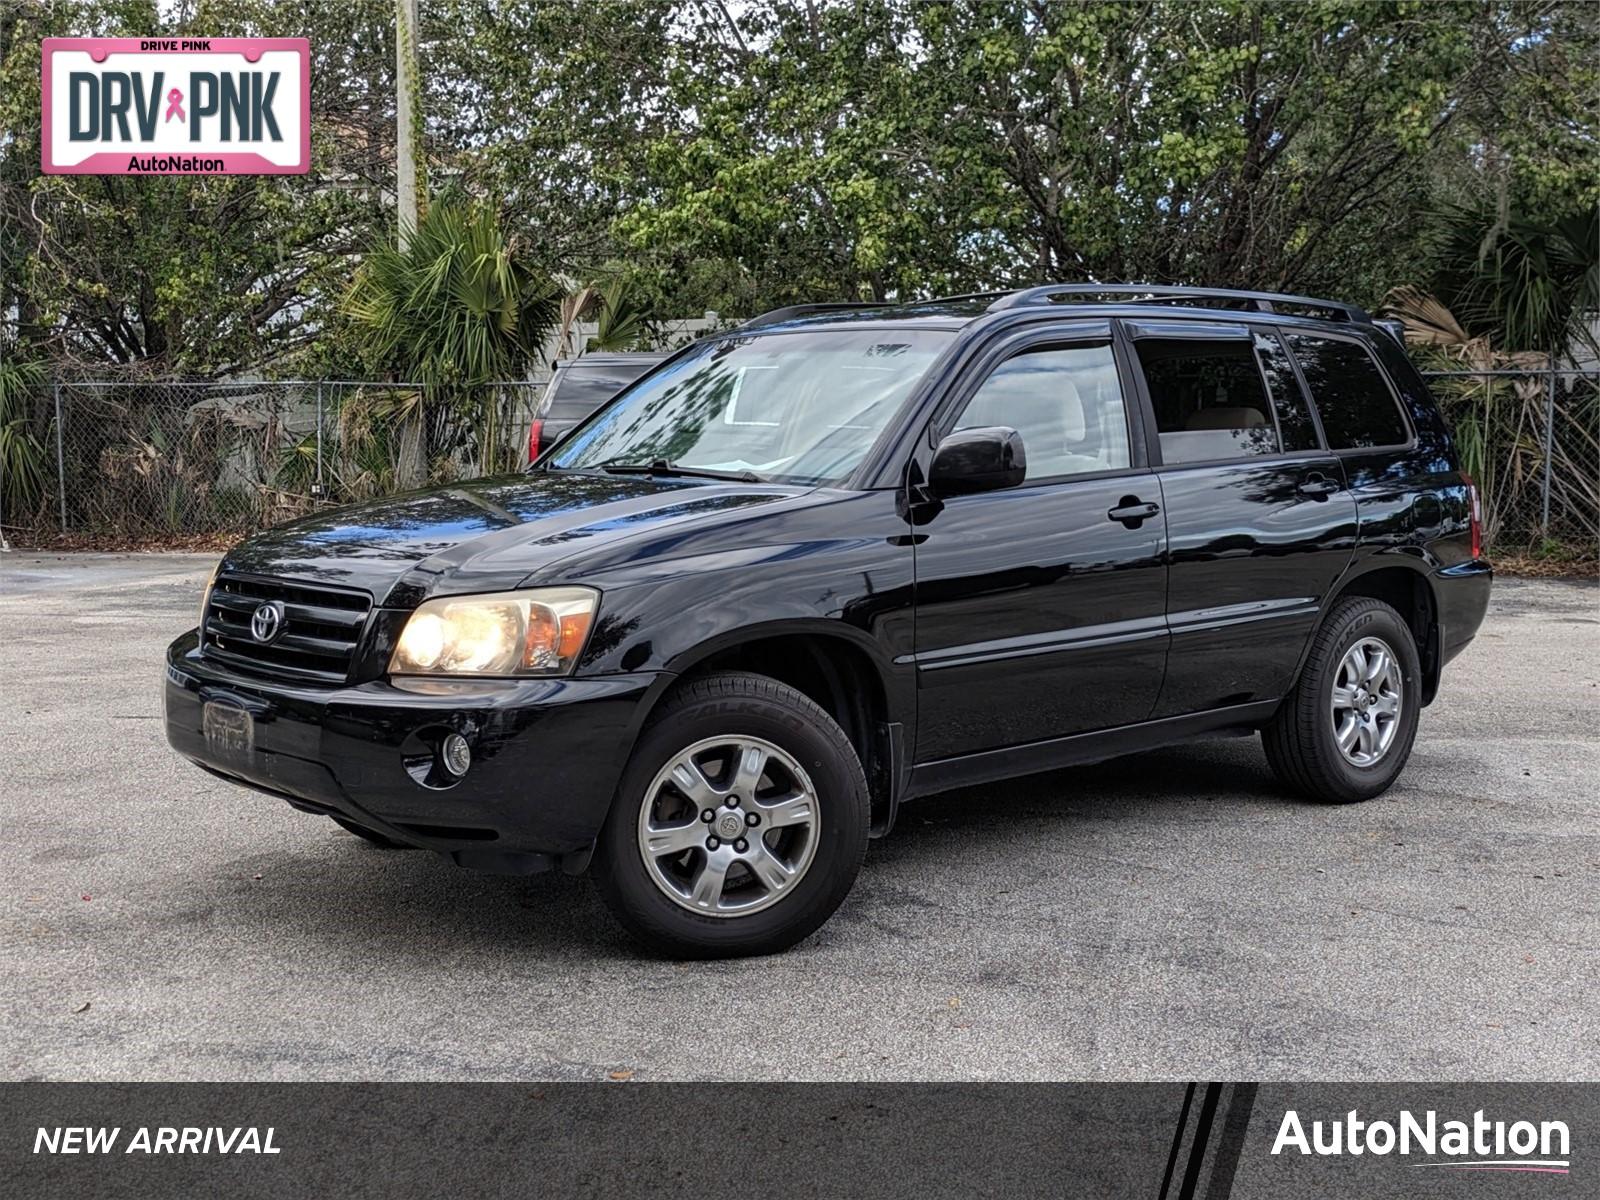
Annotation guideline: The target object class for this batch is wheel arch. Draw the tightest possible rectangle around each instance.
[655,621,907,834]
[1308,558,1442,705]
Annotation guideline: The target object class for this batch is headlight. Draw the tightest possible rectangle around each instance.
[389,587,598,677]
[197,561,221,630]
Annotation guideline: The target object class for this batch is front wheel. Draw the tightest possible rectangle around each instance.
[593,672,869,958]
[1263,596,1422,804]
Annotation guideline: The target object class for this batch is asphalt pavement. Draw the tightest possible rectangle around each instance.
[2,551,1595,1081]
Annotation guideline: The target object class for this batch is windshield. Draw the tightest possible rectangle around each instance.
[547,328,954,485]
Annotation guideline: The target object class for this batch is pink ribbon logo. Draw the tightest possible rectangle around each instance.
[164,88,185,123]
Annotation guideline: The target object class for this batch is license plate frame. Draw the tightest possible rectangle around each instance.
[202,701,255,757]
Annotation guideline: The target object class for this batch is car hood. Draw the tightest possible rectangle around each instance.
[221,471,812,604]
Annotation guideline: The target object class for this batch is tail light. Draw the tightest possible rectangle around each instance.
[1462,472,1483,559]
[526,418,544,464]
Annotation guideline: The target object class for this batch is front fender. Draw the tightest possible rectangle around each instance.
[566,489,916,724]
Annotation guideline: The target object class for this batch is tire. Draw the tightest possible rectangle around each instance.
[593,671,870,958]
[1263,596,1422,804]
[331,815,412,849]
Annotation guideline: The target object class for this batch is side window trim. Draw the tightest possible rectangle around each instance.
[1122,319,1255,342]
[1261,325,1330,451]
[1282,329,1417,454]
[926,320,1114,441]
[1248,330,1290,455]
[1113,317,1162,469]
[924,320,1150,488]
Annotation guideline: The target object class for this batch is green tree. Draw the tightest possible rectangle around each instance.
[343,196,560,484]
[556,275,654,356]
[417,0,687,275]
[4,0,1593,369]
[0,0,393,375]
[614,1,1597,310]
[614,1,955,305]
[1421,199,1599,358]
[0,353,49,523]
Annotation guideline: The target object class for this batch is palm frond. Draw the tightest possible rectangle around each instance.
[1423,196,1598,358]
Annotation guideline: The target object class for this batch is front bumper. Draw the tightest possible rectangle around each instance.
[164,631,664,870]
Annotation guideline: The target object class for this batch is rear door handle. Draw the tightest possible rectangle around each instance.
[1298,474,1339,499]
[1107,497,1160,527]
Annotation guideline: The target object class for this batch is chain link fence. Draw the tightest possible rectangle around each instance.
[1422,368,1598,561]
[2,368,1595,562]
[1,379,544,542]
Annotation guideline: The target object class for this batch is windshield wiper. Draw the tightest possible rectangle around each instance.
[598,459,764,483]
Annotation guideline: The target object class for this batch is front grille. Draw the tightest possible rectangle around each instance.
[202,574,372,683]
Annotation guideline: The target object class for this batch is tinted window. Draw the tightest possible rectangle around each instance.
[1136,337,1279,464]
[1286,334,1409,449]
[1254,331,1319,452]
[954,343,1130,482]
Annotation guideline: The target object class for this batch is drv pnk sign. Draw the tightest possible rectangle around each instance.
[42,38,309,174]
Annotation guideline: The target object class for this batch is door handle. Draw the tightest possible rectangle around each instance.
[1298,474,1339,499]
[1107,497,1160,528]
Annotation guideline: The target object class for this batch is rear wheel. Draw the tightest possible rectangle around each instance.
[593,671,869,958]
[1263,596,1422,804]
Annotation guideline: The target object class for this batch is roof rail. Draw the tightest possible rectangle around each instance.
[986,284,1371,323]
[921,290,1013,305]
[741,302,886,331]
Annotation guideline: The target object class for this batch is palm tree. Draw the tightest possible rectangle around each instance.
[345,198,561,485]
[1422,199,1598,359]
[1383,285,1550,544]
[554,276,653,360]
[1382,198,1599,551]
[0,356,48,533]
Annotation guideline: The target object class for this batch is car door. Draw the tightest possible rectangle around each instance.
[1123,319,1359,718]
[910,321,1169,760]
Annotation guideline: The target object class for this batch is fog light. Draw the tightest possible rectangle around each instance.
[440,733,472,778]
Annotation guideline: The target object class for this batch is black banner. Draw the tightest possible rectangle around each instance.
[3,1083,1591,1198]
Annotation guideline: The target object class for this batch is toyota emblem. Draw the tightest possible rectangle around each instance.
[250,601,286,644]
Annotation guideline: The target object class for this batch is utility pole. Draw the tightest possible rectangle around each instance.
[395,0,419,249]
[393,0,426,486]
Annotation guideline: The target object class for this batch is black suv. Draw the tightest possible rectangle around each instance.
[165,285,1491,957]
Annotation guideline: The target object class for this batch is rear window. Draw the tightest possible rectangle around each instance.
[1285,334,1409,450]
[547,362,659,418]
[1135,337,1280,464]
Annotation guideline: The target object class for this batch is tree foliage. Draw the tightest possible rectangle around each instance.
[1,0,1594,374]
[618,1,1596,308]
[1419,199,1599,357]
[345,197,559,387]
[0,0,394,376]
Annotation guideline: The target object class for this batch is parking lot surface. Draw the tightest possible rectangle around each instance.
[2,552,1596,1081]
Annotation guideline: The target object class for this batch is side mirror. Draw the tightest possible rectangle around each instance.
[929,426,1027,496]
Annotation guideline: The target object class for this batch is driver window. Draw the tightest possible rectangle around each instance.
[954,343,1131,483]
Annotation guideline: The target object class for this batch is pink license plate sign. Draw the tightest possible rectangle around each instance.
[42,37,309,175]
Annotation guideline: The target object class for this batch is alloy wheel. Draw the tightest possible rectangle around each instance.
[1330,636,1403,767]
[636,735,820,917]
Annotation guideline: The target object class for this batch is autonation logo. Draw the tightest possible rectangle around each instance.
[1272,1108,1571,1175]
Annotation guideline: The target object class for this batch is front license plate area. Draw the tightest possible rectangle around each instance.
[203,701,254,756]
